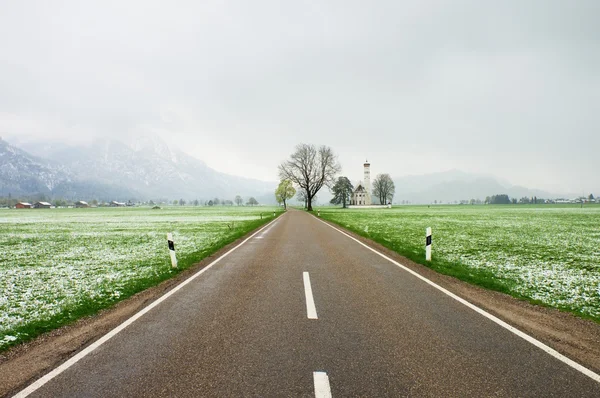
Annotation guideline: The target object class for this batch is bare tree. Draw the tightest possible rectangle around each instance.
[297,190,308,209]
[278,144,341,211]
[235,195,243,206]
[372,174,395,205]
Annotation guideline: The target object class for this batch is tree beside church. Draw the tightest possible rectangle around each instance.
[372,173,395,204]
[330,177,354,208]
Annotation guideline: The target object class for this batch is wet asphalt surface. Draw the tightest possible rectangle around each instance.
[23,210,600,397]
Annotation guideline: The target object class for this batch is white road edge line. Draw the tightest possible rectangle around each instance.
[12,215,284,398]
[255,220,278,239]
[316,217,600,384]
[258,225,274,237]
[313,371,332,398]
[303,272,319,319]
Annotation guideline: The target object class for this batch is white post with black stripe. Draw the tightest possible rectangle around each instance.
[426,227,432,261]
[167,232,178,268]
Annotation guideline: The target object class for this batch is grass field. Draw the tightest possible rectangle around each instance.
[317,204,600,323]
[0,206,280,350]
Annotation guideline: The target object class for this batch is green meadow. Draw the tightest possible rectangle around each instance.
[0,206,280,350]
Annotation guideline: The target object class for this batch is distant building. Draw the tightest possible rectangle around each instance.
[75,201,89,208]
[351,161,372,205]
[110,201,126,207]
[15,202,32,209]
[33,201,52,209]
[351,184,369,205]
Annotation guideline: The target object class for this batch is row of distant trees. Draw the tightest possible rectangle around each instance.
[388,194,597,205]
[0,194,261,208]
[483,194,595,205]
[171,196,259,206]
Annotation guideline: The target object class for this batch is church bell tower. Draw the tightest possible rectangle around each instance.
[364,160,371,205]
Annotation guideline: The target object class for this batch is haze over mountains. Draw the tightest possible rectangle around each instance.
[0,136,276,203]
[1,135,576,205]
[392,170,562,204]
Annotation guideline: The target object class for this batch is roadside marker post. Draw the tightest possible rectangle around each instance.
[426,227,432,261]
[167,233,177,268]
[318,210,320,217]
[273,211,276,217]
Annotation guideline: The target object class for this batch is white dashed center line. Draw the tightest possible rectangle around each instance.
[313,371,332,397]
[303,272,318,319]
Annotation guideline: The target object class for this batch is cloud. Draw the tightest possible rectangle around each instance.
[0,0,598,194]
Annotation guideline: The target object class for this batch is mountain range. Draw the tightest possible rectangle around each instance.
[1,135,575,204]
[0,136,276,203]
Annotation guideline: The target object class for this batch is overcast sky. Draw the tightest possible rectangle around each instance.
[1,0,598,194]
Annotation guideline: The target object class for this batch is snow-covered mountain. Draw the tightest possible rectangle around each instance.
[2,136,276,202]
[0,138,142,200]
[0,137,71,195]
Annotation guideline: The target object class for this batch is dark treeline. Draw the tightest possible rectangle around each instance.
[397,193,597,205]
[483,194,596,205]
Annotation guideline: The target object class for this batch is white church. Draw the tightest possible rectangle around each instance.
[350,160,372,206]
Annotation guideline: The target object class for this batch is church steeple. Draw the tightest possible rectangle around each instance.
[363,160,371,205]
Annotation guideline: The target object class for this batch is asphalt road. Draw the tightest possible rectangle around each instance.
[16,209,600,397]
